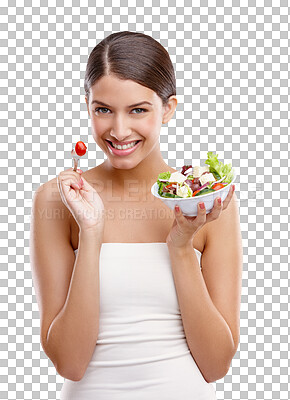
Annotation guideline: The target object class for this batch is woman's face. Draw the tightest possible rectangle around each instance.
[85,75,176,170]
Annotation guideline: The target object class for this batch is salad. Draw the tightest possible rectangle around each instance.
[156,152,234,198]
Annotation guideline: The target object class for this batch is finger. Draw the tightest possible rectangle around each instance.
[60,176,83,188]
[57,175,75,200]
[78,177,97,196]
[67,169,83,178]
[171,218,177,229]
[221,184,235,210]
[58,172,81,187]
[64,167,83,173]
[61,170,84,186]
[70,167,84,175]
[77,176,99,204]
[174,205,187,228]
[195,202,207,225]
[79,176,91,191]
[61,176,82,191]
[59,170,83,183]
[205,197,222,223]
[57,175,69,207]
[174,205,197,232]
[57,176,80,208]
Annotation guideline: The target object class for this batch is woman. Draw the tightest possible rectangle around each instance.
[30,31,243,400]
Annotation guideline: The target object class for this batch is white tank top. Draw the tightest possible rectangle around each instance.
[60,243,216,400]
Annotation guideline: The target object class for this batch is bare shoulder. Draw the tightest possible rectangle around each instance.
[81,165,107,188]
[34,177,72,223]
[35,176,61,201]
[200,193,243,351]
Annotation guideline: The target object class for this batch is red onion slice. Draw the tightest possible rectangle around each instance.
[192,182,210,196]
[184,167,193,175]
[209,175,226,188]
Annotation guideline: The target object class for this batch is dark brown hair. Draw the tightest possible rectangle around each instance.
[84,31,176,107]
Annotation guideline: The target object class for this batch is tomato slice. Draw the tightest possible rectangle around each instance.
[75,141,87,156]
[212,183,224,191]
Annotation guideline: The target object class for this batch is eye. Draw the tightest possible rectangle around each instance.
[94,107,147,114]
[94,107,110,114]
[132,108,147,114]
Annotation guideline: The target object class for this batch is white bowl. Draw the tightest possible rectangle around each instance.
[151,172,237,216]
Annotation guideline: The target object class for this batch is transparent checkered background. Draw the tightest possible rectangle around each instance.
[1,1,289,399]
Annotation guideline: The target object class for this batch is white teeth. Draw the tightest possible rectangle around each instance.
[111,141,138,150]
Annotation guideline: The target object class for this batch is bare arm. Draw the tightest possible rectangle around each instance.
[167,193,243,383]
[168,244,236,383]
[30,180,103,382]
[45,230,102,381]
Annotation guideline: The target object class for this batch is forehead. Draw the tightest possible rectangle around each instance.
[89,75,161,105]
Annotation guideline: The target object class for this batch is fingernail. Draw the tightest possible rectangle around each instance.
[232,184,235,191]
[218,197,221,204]
[199,203,205,209]
[175,205,180,212]
[79,178,83,186]
[77,169,83,173]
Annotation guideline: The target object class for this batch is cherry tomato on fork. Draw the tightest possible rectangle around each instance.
[75,141,87,157]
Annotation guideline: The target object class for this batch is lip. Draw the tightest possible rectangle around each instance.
[105,140,142,157]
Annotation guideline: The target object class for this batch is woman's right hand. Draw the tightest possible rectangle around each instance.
[57,168,105,234]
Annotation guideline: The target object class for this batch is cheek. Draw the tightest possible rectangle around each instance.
[141,115,161,135]
[90,118,108,136]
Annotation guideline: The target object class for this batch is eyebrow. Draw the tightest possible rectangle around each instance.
[91,100,153,108]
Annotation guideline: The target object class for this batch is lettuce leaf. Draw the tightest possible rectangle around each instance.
[157,171,171,184]
[204,152,234,183]
[157,171,171,196]
[157,182,167,196]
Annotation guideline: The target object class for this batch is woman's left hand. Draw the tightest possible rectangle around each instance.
[166,185,235,249]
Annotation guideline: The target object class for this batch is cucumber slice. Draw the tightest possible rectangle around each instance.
[161,193,183,198]
[194,188,215,196]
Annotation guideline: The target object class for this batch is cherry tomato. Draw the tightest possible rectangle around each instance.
[75,141,87,156]
[211,183,224,191]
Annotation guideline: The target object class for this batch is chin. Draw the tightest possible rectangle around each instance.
[109,158,141,170]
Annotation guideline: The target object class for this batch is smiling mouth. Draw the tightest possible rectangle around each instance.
[106,140,141,145]
[105,140,142,148]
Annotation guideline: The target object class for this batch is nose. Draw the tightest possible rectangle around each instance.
[109,114,132,142]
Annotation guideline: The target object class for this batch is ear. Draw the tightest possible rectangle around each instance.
[85,96,91,118]
[162,95,178,125]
